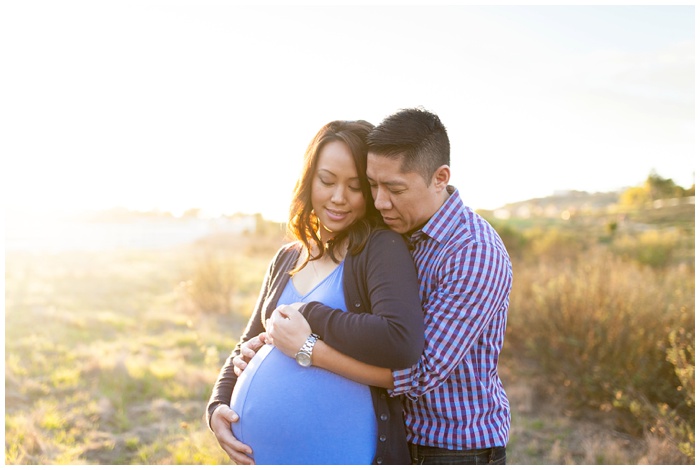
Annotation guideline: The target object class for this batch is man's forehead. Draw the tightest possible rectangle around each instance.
[367,152,403,173]
[367,152,417,181]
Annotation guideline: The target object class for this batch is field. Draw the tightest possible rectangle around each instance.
[5,204,694,464]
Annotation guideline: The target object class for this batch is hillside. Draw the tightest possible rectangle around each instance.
[491,190,621,219]
[478,190,694,231]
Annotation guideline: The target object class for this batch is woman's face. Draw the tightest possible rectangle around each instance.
[311,140,366,243]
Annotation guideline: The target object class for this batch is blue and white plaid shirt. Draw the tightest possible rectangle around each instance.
[390,187,512,450]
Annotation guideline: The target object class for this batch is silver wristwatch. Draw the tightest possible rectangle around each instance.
[294,333,320,367]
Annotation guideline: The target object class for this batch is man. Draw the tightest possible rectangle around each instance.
[209,108,512,465]
[360,107,512,464]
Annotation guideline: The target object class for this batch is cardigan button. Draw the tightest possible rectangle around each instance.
[354,302,361,308]
[380,413,388,421]
[379,434,387,442]
[376,458,384,464]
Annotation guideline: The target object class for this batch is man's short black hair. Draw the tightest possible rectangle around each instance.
[366,107,450,184]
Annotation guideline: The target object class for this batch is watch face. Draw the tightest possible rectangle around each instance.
[295,352,312,367]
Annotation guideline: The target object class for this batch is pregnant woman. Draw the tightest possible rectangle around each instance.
[206,120,424,465]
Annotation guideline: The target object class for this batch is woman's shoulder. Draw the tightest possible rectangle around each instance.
[367,227,406,245]
[355,227,410,260]
[268,241,302,266]
[277,240,302,255]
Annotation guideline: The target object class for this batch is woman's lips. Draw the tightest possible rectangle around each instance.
[325,208,349,221]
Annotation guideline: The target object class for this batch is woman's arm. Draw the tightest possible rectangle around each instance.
[205,245,290,426]
[266,306,394,388]
[206,289,268,424]
[298,230,424,368]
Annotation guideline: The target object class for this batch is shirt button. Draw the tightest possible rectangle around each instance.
[379,434,387,442]
[380,413,388,421]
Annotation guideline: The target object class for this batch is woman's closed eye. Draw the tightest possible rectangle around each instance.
[320,177,362,193]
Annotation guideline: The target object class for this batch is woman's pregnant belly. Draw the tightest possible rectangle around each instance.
[230,344,377,465]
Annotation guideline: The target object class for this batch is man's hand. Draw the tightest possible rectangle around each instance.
[233,334,266,376]
[211,404,255,465]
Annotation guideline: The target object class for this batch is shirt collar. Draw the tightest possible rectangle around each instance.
[407,185,463,246]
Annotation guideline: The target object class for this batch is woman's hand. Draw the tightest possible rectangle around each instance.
[265,304,312,358]
[211,404,255,465]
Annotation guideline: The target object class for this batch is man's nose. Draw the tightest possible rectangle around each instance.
[373,187,392,210]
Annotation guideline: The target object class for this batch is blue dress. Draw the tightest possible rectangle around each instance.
[230,261,377,464]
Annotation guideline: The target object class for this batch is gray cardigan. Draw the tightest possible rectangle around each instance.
[206,228,424,464]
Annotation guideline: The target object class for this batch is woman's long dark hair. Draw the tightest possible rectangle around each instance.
[287,120,382,274]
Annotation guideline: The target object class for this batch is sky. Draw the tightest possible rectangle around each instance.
[1,1,695,222]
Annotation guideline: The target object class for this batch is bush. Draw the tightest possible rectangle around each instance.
[520,226,591,262]
[184,250,238,315]
[611,229,684,268]
[508,247,694,459]
[487,219,528,259]
[619,326,695,462]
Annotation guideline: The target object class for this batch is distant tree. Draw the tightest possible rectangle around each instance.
[182,208,202,218]
[645,170,684,200]
[620,186,650,208]
[254,213,285,237]
[620,171,687,208]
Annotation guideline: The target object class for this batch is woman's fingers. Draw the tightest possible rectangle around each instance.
[211,406,255,465]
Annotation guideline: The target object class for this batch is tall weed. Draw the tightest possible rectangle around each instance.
[184,250,237,315]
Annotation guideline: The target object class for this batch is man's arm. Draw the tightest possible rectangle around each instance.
[312,340,394,388]
[391,242,512,399]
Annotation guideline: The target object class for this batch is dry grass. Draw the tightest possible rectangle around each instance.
[504,231,694,464]
[5,243,260,465]
[5,222,694,464]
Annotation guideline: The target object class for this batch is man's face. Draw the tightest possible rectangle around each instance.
[366,153,441,235]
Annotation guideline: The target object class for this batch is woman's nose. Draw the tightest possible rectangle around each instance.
[331,186,346,204]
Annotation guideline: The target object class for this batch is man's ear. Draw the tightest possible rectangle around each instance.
[432,165,451,192]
